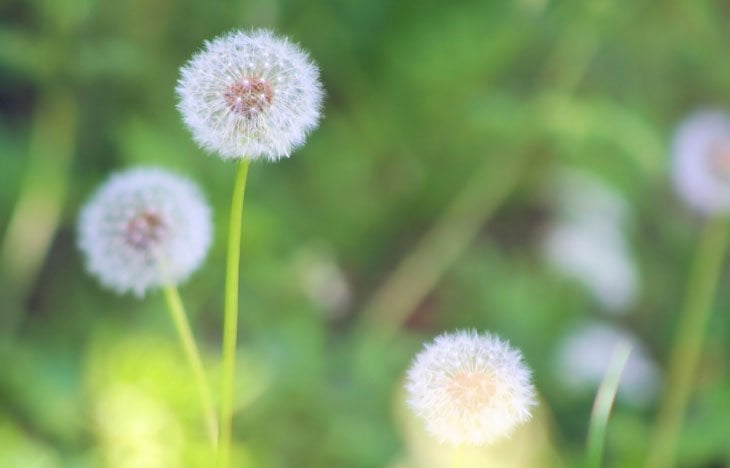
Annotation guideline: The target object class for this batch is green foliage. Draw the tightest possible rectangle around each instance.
[2,0,730,466]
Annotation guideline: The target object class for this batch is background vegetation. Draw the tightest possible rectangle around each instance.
[2,0,730,466]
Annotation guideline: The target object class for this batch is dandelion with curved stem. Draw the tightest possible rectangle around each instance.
[177,29,323,467]
[405,330,536,447]
[77,167,217,448]
[647,111,730,468]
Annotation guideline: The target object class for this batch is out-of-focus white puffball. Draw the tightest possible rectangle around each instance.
[672,110,730,214]
[553,322,660,407]
[78,167,212,296]
[542,169,640,314]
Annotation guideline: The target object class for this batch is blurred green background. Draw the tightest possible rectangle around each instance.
[2,0,730,466]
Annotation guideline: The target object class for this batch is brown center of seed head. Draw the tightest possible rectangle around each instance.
[446,371,496,411]
[709,137,730,181]
[224,77,273,117]
[125,211,167,251]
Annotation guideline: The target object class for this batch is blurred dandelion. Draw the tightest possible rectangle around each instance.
[647,109,730,468]
[78,167,217,448]
[176,29,323,161]
[672,110,730,214]
[78,167,212,296]
[554,322,660,407]
[542,169,639,313]
[405,330,536,446]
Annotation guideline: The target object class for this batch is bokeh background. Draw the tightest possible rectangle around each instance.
[2,0,730,466]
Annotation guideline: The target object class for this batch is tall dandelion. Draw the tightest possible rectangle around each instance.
[177,28,323,467]
[405,330,536,447]
[647,110,730,468]
[78,167,217,448]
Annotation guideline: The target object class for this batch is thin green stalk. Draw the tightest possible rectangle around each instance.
[357,153,529,339]
[219,158,251,468]
[647,217,730,468]
[162,283,218,449]
[587,341,632,468]
[0,89,76,336]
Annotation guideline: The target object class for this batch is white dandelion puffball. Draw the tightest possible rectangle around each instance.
[406,330,536,446]
[177,29,323,161]
[78,167,212,296]
[672,110,730,214]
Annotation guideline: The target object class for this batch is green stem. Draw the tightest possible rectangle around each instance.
[357,153,529,339]
[586,341,632,468]
[219,158,251,468]
[162,283,218,449]
[646,216,730,468]
[0,89,76,336]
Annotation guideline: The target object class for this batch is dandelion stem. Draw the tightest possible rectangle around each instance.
[219,158,251,468]
[647,216,730,468]
[586,341,631,468]
[357,153,529,339]
[162,283,218,449]
[0,89,77,337]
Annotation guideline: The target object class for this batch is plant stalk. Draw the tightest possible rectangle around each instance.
[586,341,632,468]
[646,216,730,468]
[219,158,251,468]
[162,283,218,449]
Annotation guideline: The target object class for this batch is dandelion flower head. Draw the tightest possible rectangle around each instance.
[405,330,536,446]
[78,167,212,296]
[672,110,730,214]
[177,29,323,161]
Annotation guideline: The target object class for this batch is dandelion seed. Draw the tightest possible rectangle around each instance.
[672,110,730,214]
[78,167,212,296]
[405,330,536,446]
[176,29,323,161]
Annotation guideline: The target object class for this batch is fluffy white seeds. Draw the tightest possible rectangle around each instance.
[672,110,730,214]
[177,29,323,161]
[406,330,536,446]
[78,167,212,296]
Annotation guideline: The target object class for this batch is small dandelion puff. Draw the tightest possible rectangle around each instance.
[672,110,730,214]
[176,29,324,161]
[78,167,212,296]
[405,330,537,446]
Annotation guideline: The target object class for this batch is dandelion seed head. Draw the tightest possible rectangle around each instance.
[78,167,212,296]
[672,110,730,214]
[405,330,536,446]
[176,29,323,161]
